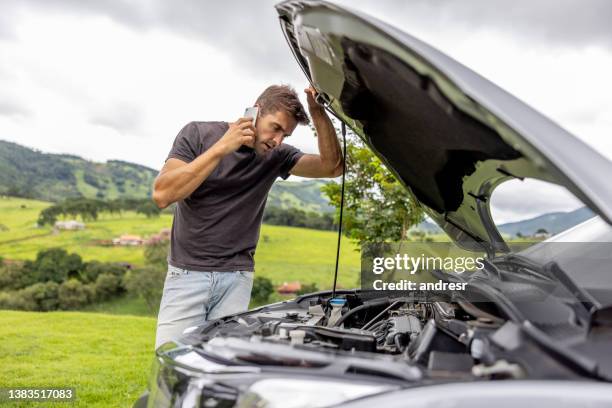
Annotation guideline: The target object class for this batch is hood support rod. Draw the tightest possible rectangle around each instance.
[332,122,347,299]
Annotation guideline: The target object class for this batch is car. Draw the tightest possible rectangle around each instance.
[134,1,612,407]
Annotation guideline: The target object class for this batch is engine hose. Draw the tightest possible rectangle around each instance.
[361,300,402,330]
[333,298,391,327]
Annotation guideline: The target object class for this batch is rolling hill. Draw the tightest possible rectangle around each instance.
[414,207,596,237]
[497,207,595,237]
[268,179,334,213]
[0,140,334,212]
[0,140,156,202]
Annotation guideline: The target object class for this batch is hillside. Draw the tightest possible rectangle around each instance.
[0,140,156,202]
[0,197,359,288]
[414,207,596,237]
[268,179,334,213]
[497,207,595,236]
[0,140,334,212]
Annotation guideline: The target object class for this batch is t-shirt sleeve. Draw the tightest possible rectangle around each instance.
[278,143,305,180]
[166,122,201,163]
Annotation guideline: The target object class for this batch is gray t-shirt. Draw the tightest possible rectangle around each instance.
[165,121,304,272]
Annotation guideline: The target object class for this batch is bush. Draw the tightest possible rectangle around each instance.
[80,261,126,283]
[26,248,83,283]
[296,282,319,295]
[0,262,31,291]
[262,206,335,231]
[0,291,29,310]
[122,267,166,313]
[251,276,274,304]
[21,281,60,311]
[94,273,123,301]
[136,201,161,218]
[58,279,90,310]
[144,241,170,268]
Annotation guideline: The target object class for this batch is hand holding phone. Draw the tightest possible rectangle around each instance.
[244,106,259,127]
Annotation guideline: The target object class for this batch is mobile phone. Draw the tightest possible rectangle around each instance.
[244,106,259,127]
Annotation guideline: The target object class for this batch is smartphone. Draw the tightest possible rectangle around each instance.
[244,106,259,127]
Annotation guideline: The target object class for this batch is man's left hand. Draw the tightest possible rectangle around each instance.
[304,86,324,113]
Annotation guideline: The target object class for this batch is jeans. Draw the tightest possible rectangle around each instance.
[154,264,254,350]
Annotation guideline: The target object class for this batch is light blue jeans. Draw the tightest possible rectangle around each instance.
[154,264,254,349]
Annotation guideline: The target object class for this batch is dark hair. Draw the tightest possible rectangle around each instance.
[255,84,310,126]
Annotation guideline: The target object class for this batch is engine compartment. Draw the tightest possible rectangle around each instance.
[190,291,576,381]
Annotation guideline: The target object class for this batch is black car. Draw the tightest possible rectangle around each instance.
[135,1,612,407]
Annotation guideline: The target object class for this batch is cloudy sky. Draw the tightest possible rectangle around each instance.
[1,0,610,223]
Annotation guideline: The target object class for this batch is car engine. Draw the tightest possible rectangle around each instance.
[187,291,549,381]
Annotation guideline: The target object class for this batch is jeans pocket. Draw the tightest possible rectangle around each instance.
[238,271,254,280]
[167,265,189,279]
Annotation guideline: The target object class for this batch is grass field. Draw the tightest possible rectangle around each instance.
[0,310,155,407]
[0,196,362,289]
[0,198,360,407]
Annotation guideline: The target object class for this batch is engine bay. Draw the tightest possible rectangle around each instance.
[187,290,593,382]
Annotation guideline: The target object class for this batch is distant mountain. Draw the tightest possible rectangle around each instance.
[497,207,595,237]
[414,219,443,233]
[414,207,596,237]
[0,140,157,202]
[0,140,334,212]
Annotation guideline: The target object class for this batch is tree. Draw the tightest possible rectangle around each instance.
[122,267,166,313]
[251,276,274,304]
[79,261,126,283]
[122,240,169,312]
[24,248,83,283]
[144,241,170,268]
[136,200,161,218]
[0,262,31,290]
[21,281,60,311]
[321,121,423,246]
[58,279,91,309]
[94,273,123,301]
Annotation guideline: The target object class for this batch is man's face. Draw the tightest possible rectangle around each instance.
[253,108,298,155]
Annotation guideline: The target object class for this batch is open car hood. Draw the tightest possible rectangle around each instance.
[275,0,612,255]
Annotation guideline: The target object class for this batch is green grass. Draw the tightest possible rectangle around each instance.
[0,310,156,407]
[79,294,158,317]
[0,197,361,289]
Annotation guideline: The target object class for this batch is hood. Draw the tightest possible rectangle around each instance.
[275,0,612,255]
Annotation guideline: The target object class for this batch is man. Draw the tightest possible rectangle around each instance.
[152,84,343,349]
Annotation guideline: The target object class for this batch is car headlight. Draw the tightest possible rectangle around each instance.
[237,378,394,408]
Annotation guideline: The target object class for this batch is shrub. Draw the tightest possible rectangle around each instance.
[80,261,126,283]
[0,262,31,291]
[0,291,29,310]
[122,267,166,313]
[58,279,90,310]
[94,273,123,301]
[21,281,60,311]
[27,248,83,283]
[144,241,170,268]
[296,282,319,295]
[251,276,274,304]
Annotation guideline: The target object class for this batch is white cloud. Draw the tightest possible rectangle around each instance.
[490,179,584,224]
[0,1,610,224]
[0,10,317,168]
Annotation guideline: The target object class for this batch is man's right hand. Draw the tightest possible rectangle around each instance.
[215,117,255,156]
